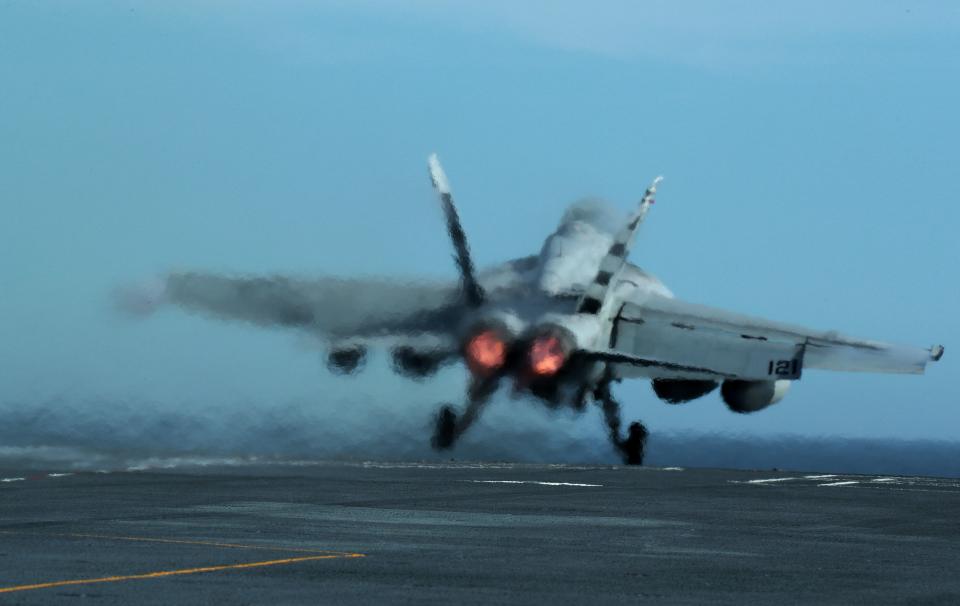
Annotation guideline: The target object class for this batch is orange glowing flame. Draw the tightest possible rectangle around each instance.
[529,335,566,376]
[466,330,507,374]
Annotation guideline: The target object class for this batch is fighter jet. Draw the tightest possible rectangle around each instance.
[123,154,944,464]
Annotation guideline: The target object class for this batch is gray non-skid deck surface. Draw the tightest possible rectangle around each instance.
[1,462,959,604]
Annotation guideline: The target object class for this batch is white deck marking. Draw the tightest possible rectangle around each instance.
[731,473,960,491]
[467,480,603,488]
[2,472,75,485]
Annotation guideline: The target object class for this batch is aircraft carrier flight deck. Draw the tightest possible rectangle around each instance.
[1,461,958,604]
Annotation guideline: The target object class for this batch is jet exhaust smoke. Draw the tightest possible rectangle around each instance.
[2,391,959,479]
[557,198,626,236]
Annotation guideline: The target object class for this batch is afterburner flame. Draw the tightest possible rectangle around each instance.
[466,330,507,374]
[529,335,566,376]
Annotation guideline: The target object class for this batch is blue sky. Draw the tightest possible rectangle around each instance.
[0,1,957,453]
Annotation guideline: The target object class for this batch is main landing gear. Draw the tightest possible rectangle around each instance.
[431,375,647,466]
[431,376,499,451]
[595,378,648,466]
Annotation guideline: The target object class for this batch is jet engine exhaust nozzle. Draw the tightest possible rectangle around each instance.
[464,329,508,377]
[529,335,567,377]
[525,325,577,379]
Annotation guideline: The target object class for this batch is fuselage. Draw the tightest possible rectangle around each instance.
[454,210,674,404]
[472,211,673,340]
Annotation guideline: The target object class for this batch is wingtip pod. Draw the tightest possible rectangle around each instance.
[428,153,451,194]
[930,344,945,362]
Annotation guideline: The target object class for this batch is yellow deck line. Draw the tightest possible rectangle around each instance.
[0,530,349,555]
[0,553,364,594]
[0,530,366,594]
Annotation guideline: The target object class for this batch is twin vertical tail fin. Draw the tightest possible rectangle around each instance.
[427,152,659,315]
[577,176,663,315]
[428,154,485,308]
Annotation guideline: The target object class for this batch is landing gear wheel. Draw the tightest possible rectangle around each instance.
[431,405,458,450]
[595,377,645,466]
[621,422,648,466]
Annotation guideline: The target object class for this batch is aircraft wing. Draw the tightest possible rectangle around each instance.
[118,254,540,341]
[592,295,943,381]
[118,271,463,340]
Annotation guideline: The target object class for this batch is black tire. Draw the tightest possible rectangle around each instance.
[431,405,458,450]
[621,422,647,465]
